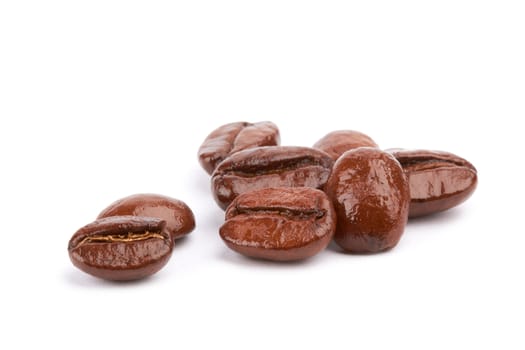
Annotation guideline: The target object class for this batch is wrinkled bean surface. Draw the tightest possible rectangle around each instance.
[220,187,336,261]
[68,216,173,281]
[388,149,478,217]
[198,121,280,175]
[211,146,334,209]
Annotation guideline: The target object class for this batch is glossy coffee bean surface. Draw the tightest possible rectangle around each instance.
[97,193,195,240]
[220,187,336,261]
[388,149,478,217]
[326,148,409,253]
[313,130,378,160]
[198,121,280,175]
[211,146,334,210]
[68,216,173,281]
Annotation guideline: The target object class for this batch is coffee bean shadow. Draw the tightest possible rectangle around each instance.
[219,249,321,269]
[326,240,345,253]
[63,268,162,288]
[407,207,464,229]
[326,240,396,256]
[173,235,191,249]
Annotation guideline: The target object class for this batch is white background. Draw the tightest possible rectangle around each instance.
[1,1,524,349]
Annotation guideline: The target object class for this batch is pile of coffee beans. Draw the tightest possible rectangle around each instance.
[68,121,477,280]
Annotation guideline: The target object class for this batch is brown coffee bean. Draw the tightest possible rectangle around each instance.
[388,149,478,218]
[325,148,410,253]
[313,130,378,160]
[97,193,195,241]
[220,187,336,261]
[211,146,334,210]
[198,121,280,175]
[68,216,173,281]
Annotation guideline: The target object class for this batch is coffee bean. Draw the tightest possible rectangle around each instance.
[97,193,195,241]
[68,216,173,281]
[198,121,280,175]
[211,146,334,210]
[313,130,378,160]
[388,149,478,217]
[219,187,336,261]
[325,148,409,253]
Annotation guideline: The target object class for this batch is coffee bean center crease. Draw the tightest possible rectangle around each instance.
[75,231,166,247]
[224,157,327,176]
[234,207,326,220]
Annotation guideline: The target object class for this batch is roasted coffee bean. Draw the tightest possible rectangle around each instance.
[388,149,478,218]
[68,216,173,281]
[211,146,334,210]
[97,193,195,241]
[198,121,280,175]
[325,148,409,253]
[313,130,378,160]
[220,187,336,261]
